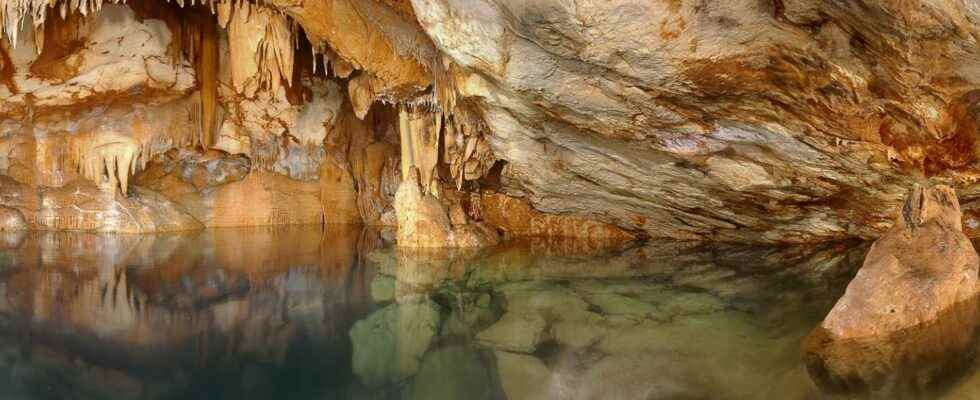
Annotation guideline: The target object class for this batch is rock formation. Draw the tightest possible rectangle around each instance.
[394,167,498,248]
[803,184,980,393]
[818,184,978,339]
[0,0,980,244]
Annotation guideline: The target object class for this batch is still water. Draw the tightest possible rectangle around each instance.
[0,226,976,400]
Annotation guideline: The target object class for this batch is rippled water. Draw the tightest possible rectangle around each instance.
[0,226,976,400]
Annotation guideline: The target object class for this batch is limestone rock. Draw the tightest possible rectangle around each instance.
[0,175,202,233]
[803,298,980,394]
[349,299,441,387]
[408,345,495,400]
[198,171,322,228]
[494,351,554,400]
[0,4,195,115]
[407,0,980,243]
[319,157,361,225]
[475,311,547,354]
[820,184,979,340]
[394,168,498,248]
[481,192,635,243]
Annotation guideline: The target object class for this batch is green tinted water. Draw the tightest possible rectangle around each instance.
[0,226,975,399]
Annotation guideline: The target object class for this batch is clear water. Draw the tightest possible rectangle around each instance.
[0,226,975,400]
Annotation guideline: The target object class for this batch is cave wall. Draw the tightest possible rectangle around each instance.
[5,0,977,244]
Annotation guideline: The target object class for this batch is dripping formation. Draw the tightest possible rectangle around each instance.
[0,0,527,247]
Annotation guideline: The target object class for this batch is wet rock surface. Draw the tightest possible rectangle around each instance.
[820,185,979,340]
[0,206,26,231]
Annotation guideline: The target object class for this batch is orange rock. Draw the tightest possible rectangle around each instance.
[202,171,323,228]
[818,184,978,340]
[320,156,362,225]
[480,193,635,243]
[0,206,26,230]
[394,168,498,248]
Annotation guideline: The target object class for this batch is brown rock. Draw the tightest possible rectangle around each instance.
[819,184,978,340]
[803,297,979,394]
[481,193,635,243]
[320,156,362,225]
[135,150,321,228]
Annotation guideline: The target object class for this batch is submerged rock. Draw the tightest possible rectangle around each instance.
[349,299,441,387]
[407,345,496,400]
[820,184,978,339]
[494,351,554,400]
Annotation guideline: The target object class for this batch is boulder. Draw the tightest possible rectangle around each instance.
[818,184,978,340]
[803,297,979,394]
[349,299,441,387]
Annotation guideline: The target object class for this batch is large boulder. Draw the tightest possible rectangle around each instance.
[818,184,978,340]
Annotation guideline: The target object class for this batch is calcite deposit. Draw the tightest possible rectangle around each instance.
[0,0,978,244]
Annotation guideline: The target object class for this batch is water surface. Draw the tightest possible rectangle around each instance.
[0,226,976,399]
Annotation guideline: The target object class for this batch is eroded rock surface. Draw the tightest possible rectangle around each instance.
[0,175,202,233]
[135,150,321,227]
[409,0,980,243]
[819,184,978,339]
[6,0,980,243]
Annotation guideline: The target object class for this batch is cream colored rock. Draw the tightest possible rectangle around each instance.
[819,184,978,340]
[0,175,201,233]
[394,168,498,248]
[0,4,195,115]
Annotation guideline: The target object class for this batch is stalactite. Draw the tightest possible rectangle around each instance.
[227,2,294,97]
[197,13,218,149]
[349,73,375,120]
[398,105,442,195]
[68,133,144,195]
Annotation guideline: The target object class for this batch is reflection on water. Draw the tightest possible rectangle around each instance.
[0,227,975,399]
[803,297,979,398]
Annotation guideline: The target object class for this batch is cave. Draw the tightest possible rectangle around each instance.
[0,0,978,398]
